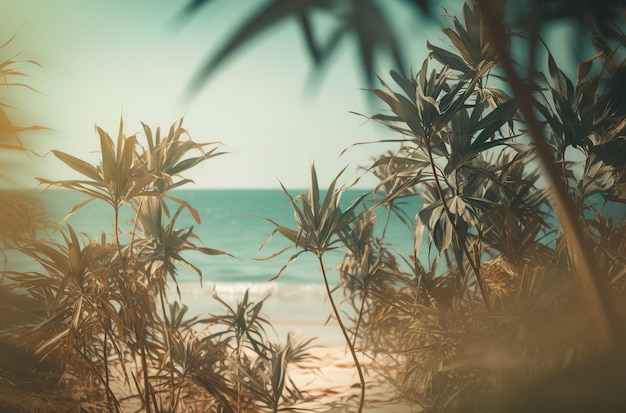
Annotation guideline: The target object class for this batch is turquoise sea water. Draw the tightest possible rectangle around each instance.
[39,188,420,297]
[33,189,626,290]
[27,189,419,342]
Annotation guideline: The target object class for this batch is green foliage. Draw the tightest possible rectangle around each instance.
[260,165,368,412]
[203,1,626,410]
[1,116,321,412]
[325,2,626,411]
[4,1,626,411]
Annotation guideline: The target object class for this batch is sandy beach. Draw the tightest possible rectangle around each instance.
[177,281,350,347]
[288,345,418,412]
[178,283,418,412]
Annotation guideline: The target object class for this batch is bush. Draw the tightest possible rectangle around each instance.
[1,115,321,412]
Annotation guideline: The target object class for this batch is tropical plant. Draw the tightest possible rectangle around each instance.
[206,291,321,412]
[207,0,626,410]
[5,0,626,411]
[179,0,433,94]
[0,33,47,250]
[334,1,626,410]
[0,33,73,413]
[1,112,323,412]
[259,165,367,412]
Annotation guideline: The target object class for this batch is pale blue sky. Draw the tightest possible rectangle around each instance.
[2,0,437,189]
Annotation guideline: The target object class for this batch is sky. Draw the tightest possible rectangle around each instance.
[1,0,437,189]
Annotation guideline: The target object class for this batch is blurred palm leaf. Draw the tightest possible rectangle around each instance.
[181,0,435,94]
[0,34,47,153]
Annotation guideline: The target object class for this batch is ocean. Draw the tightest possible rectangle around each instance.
[35,188,421,345]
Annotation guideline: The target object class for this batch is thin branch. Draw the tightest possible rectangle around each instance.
[318,255,366,413]
[426,133,490,310]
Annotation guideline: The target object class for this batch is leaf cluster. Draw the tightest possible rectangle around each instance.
[337,2,626,411]
[181,0,434,93]
[1,118,320,412]
[258,2,626,411]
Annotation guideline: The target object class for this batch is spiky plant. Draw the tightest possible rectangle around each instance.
[2,118,238,412]
[259,165,367,412]
[204,290,321,412]
[175,0,626,409]
[335,2,626,411]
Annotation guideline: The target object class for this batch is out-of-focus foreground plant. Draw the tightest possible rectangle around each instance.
[0,33,62,413]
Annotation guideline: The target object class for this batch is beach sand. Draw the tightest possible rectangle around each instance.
[288,344,418,412]
[178,284,419,412]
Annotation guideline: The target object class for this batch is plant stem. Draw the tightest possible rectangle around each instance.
[74,343,121,413]
[115,205,152,413]
[129,196,145,252]
[425,138,490,310]
[318,255,365,413]
[159,289,177,411]
[104,330,111,408]
[352,286,369,350]
[114,205,127,280]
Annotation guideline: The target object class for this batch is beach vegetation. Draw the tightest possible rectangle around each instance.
[0,37,323,411]
[3,0,626,412]
[259,165,368,412]
[216,0,626,411]
[341,2,626,411]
